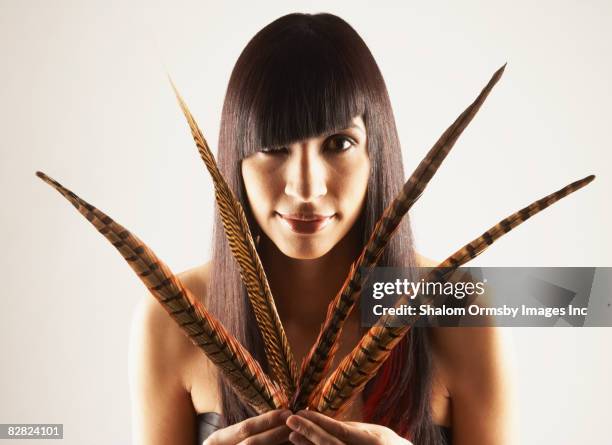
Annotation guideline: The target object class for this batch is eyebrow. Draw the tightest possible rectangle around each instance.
[345,123,365,134]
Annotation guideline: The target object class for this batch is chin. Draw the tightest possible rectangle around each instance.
[276,239,335,260]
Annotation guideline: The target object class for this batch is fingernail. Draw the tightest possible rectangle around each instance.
[279,409,291,421]
[286,415,300,429]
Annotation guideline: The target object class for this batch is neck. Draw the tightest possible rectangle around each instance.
[259,221,363,328]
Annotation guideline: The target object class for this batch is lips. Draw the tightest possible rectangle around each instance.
[277,212,335,234]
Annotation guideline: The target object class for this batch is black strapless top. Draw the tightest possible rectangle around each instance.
[196,412,452,444]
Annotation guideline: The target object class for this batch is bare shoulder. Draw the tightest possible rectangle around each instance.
[416,252,517,441]
[173,261,221,393]
[128,261,220,443]
[132,261,213,371]
[177,261,213,308]
[129,260,216,401]
[427,326,516,393]
[416,252,515,387]
[428,324,517,442]
[415,252,438,268]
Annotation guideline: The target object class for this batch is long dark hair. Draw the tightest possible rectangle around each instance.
[206,12,442,444]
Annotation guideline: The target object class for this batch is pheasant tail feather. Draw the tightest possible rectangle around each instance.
[439,174,595,268]
[35,171,287,413]
[170,81,298,395]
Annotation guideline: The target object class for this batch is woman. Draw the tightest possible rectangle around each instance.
[129,12,516,445]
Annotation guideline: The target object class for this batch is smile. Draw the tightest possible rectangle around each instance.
[276,212,335,234]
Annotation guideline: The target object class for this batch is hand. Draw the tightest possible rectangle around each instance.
[203,409,292,445]
[285,410,413,444]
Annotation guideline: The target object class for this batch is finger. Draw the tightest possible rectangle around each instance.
[286,414,343,445]
[344,421,402,444]
[344,421,379,432]
[238,424,292,445]
[289,431,316,445]
[213,409,291,444]
[344,421,373,431]
[296,410,357,443]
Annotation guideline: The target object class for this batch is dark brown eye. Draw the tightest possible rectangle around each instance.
[326,136,355,152]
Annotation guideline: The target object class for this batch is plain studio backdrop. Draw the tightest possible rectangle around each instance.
[1,1,610,444]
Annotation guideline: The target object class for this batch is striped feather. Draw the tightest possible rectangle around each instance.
[291,64,507,410]
[35,171,288,413]
[313,174,595,415]
[170,82,298,396]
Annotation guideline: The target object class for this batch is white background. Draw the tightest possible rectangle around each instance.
[1,0,610,443]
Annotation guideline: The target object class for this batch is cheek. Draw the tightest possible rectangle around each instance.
[333,154,371,210]
[241,161,282,214]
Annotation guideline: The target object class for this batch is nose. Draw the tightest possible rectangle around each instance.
[284,143,327,202]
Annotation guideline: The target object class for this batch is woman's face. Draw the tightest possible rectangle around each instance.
[241,116,370,260]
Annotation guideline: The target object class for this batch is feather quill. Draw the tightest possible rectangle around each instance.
[35,171,288,413]
[291,64,507,410]
[313,174,595,415]
[170,82,298,396]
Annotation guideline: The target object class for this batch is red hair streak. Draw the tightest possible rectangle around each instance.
[363,333,412,438]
